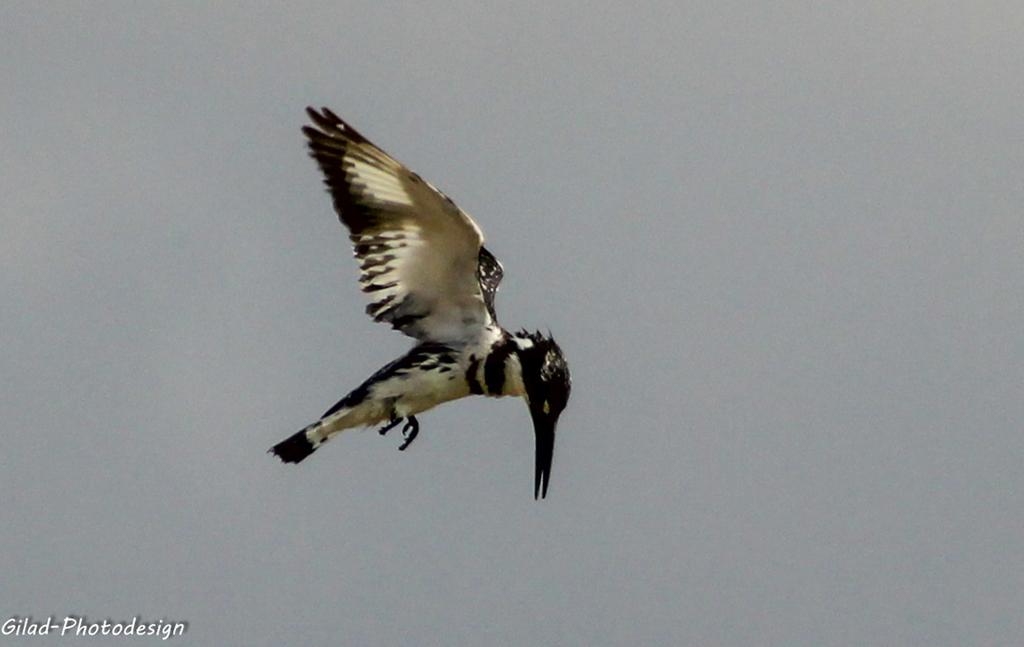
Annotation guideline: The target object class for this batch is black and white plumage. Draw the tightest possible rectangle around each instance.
[270,107,571,499]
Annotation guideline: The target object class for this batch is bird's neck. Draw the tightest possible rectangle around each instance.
[467,329,531,398]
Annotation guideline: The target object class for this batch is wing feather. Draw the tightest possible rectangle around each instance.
[303,107,502,342]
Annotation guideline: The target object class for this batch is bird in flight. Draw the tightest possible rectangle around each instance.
[269,107,571,499]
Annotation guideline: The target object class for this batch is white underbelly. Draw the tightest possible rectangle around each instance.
[375,369,470,418]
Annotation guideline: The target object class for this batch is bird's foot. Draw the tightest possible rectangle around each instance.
[398,416,419,451]
[377,416,402,436]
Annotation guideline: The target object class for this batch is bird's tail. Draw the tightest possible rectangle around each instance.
[269,421,327,464]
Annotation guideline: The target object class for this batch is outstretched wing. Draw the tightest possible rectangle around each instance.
[476,245,503,324]
[303,107,503,342]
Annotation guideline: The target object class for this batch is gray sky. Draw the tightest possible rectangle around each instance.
[3,2,1022,645]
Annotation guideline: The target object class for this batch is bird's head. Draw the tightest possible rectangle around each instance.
[513,330,571,499]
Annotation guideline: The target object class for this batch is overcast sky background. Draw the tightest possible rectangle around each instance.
[2,2,1022,645]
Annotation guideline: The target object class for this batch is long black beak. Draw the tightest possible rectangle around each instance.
[532,414,556,500]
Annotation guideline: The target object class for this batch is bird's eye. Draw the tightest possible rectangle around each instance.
[543,400,550,414]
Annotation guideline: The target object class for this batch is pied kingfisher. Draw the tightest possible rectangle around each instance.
[269,107,571,499]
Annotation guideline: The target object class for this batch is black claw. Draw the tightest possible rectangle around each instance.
[377,416,402,436]
[398,416,419,451]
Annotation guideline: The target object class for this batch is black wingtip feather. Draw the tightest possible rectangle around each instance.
[321,106,342,122]
[304,106,371,144]
[270,430,317,464]
[305,106,337,132]
[301,124,323,141]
